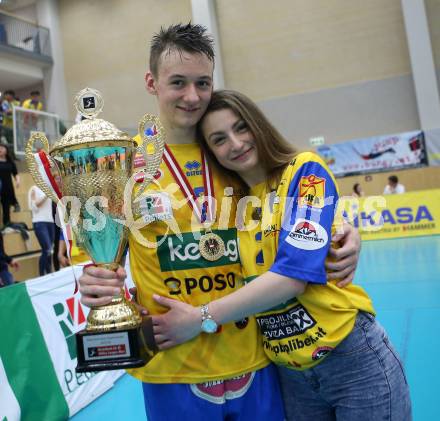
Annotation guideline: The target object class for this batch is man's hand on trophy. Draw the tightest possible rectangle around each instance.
[128,286,149,316]
[79,265,126,307]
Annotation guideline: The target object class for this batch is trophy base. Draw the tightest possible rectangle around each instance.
[75,317,157,373]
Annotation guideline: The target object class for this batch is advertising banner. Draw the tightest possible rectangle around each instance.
[0,261,136,420]
[317,130,427,177]
[339,189,440,240]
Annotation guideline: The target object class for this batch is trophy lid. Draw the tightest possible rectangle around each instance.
[50,87,135,153]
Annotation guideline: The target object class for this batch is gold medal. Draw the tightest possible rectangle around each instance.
[199,231,225,261]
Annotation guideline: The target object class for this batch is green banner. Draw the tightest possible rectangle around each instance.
[0,283,69,421]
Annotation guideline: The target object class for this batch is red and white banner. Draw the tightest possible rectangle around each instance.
[317,130,428,177]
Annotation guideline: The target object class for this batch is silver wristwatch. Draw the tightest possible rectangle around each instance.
[200,303,218,333]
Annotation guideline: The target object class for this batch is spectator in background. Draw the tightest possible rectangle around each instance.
[22,91,43,111]
[352,182,364,197]
[0,230,19,288]
[52,202,61,271]
[57,231,90,268]
[384,175,405,195]
[0,144,21,226]
[22,90,43,129]
[28,185,55,276]
[0,90,19,147]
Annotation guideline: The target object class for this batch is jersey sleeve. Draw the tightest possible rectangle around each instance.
[270,157,338,284]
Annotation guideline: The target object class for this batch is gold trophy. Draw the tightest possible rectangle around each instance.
[25,87,164,372]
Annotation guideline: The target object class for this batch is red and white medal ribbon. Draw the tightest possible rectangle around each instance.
[163,145,215,224]
[33,151,62,199]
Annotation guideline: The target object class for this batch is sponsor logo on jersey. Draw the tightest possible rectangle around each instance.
[190,372,255,404]
[164,272,237,295]
[184,160,202,176]
[299,174,325,208]
[139,192,173,223]
[157,229,240,271]
[285,219,328,250]
[256,304,316,340]
[263,224,279,237]
[262,326,328,358]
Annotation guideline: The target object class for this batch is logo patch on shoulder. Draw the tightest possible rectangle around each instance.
[285,219,328,250]
[299,174,325,208]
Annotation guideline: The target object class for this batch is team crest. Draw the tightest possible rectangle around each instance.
[299,174,325,208]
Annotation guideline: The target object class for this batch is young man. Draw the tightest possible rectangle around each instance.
[22,91,44,111]
[383,175,405,195]
[79,23,361,420]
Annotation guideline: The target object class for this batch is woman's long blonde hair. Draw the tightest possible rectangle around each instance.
[196,90,297,192]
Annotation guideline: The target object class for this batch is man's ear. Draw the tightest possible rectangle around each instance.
[145,71,157,95]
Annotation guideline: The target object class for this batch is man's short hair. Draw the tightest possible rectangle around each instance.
[30,90,40,96]
[388,175,398,184]
[149,22,215,76]
[4,90,15,97]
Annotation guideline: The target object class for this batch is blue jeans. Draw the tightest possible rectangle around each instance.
[33,222,55,276]
[277,312,412,421]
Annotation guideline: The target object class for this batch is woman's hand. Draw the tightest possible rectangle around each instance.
[327,222,361,287]
[152,295,201,350]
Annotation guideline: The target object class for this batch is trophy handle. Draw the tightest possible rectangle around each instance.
[25,132,61,203]
[133,114,165,200]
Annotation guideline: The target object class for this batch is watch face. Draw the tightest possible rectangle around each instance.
[201,318,218,333]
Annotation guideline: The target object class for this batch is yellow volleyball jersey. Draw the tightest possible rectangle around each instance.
[22,98,43,111]
[239,152,374,370]
[128,141,268,383]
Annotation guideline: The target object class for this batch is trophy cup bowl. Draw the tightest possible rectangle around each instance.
[25,88,164,372]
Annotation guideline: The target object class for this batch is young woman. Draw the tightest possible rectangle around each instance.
[152,90,412,421]
[28,185,55,275]
[352,182,364,197]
